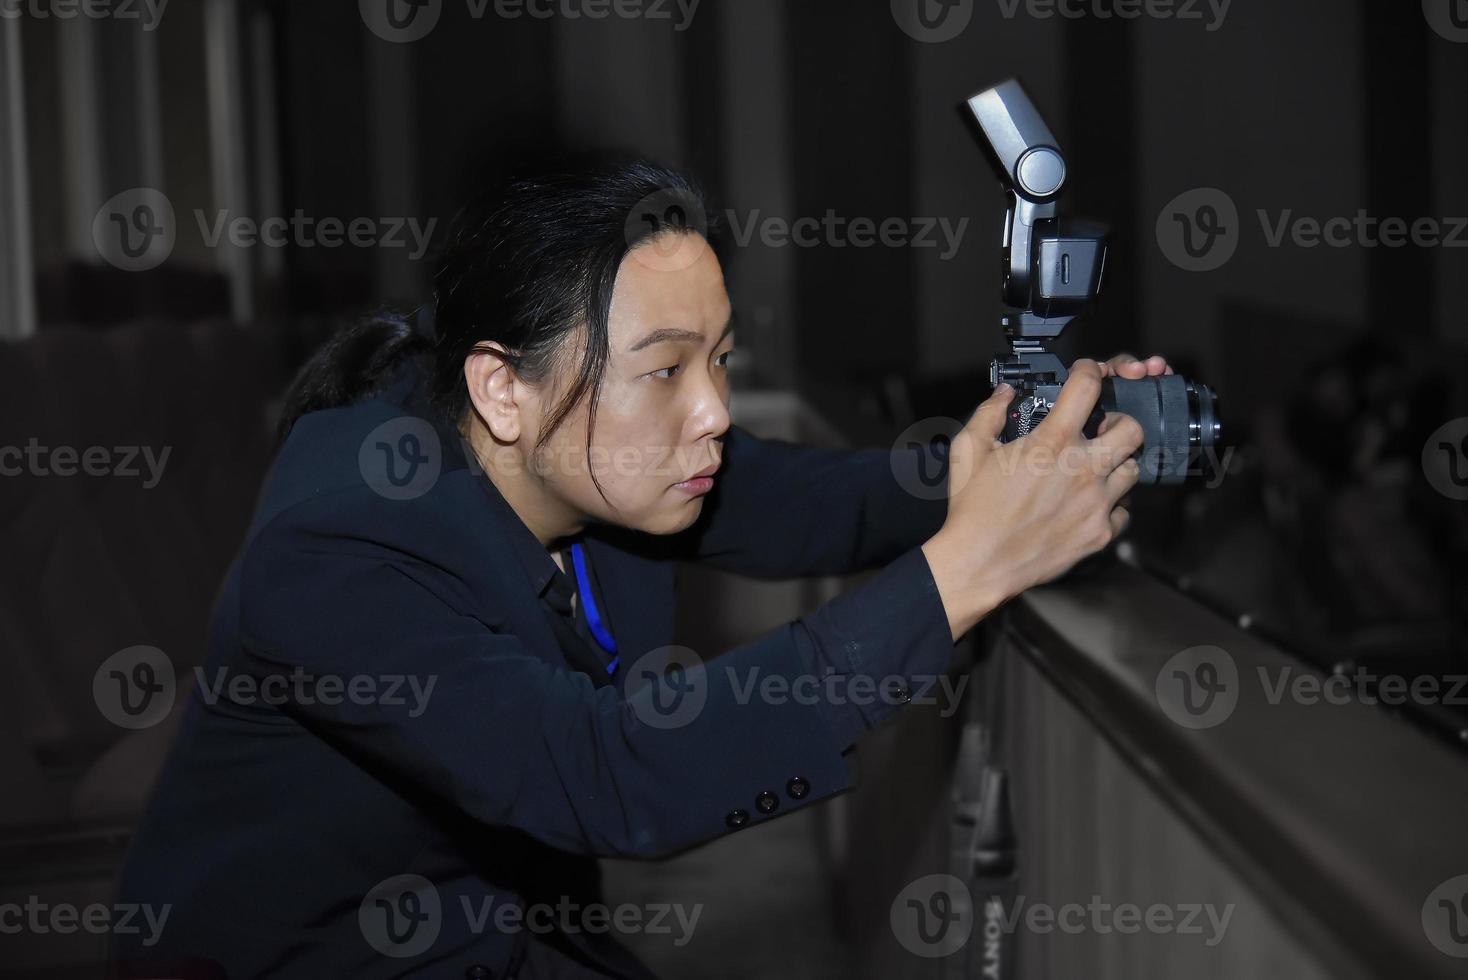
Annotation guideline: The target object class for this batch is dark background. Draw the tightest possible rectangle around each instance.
[1,0,1467,976]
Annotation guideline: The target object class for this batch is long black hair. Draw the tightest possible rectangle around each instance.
[275,150,726,500]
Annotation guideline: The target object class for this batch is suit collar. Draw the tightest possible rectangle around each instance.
[380,360,675,677]
[385,359,566,604]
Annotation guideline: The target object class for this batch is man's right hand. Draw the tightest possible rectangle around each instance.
[920,359,1145,642]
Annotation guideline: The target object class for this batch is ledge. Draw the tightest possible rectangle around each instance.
[1005,560,1468,980]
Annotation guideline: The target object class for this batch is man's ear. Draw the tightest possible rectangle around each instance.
[464,342,527,444]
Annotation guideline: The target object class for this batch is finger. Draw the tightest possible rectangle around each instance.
[1093,410,1145,460]
[1039,359,1103,440]
[965,383,1014,447]
[1095,410,1129,437]
[1106,457,1140,504]
[1109,504,1131,537]
[1144,355,1169,376]
[1106,353,1147,380]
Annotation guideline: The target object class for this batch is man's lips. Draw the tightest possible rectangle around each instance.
[672,460,720,491]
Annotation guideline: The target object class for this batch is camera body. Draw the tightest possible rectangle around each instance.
[968,79,1221,484]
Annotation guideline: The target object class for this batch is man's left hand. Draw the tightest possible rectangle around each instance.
[1101,352,1173,380]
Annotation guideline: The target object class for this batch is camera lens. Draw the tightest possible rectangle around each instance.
[1099,375,1223,485]
[1187,380,1223,482]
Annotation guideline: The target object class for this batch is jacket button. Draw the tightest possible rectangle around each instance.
[786,776,810,800]
[726,808,750,829]
[755,791,779,814]
[465,967,493,979]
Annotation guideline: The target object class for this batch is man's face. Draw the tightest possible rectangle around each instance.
[531,232,735,535]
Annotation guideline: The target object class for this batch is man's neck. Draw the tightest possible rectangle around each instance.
[466,421,587,550]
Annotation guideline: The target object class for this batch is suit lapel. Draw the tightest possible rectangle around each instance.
[435,470,574,672]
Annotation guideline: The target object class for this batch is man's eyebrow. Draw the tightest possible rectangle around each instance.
[628,318,735,353]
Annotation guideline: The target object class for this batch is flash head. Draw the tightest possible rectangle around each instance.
[967,78,1107,318]
[968,79,1067,200]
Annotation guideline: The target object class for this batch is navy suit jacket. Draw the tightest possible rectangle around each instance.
[111,365,955,979]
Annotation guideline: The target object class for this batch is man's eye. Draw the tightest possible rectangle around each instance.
[715,349,734,368]
[651,365,680,379]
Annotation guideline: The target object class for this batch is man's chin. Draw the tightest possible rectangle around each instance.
[645,497,705,536]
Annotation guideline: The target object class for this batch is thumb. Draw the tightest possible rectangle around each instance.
[965,383,1013,449]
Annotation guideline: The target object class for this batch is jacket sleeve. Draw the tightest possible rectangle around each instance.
[665,423,951,579]
[236,487,955,862]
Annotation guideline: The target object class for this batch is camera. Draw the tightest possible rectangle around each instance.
[967,79,1223,484]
